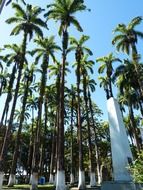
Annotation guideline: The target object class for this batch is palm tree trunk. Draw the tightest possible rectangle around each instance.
[8,75,30,187]
[56,47,65,188]
[0,63,17,126]
[128,103,141,152]
[31,56,48,190]
[77,62,85,190]
[0,32,27,175]
[70,92,74,185]
[104,87,110,100]
[83,79,95,187]
[49,128,56,184]
[39,144,44,176]
[54,71,60,185]
[108,78,113,97]
[0,0,6,14]
[56,30,68,190]
[88,89,101,184]
[26,108,34,183]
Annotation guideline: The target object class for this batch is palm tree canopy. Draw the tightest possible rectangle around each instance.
[98,76,109,89]
[44,0,87,35]
[112,16,143,55]
[6,2,47,40]
[96,52,121,77]
[68,35,93,56]
[86,77,96,93]
[112,59,143,96]
[3,44,28,66]
[31,36,61,64]
[80,54,94,75]
[48,61,70,78]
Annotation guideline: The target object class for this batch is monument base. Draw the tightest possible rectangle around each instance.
[101,181,143,190]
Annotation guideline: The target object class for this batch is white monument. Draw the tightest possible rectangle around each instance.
[107,97,133,181]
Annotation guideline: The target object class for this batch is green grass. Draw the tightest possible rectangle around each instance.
[2,184,55,190]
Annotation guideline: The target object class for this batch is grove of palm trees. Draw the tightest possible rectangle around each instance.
[0,0,143,190]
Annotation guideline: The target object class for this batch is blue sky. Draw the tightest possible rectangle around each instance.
[0,0,143,120]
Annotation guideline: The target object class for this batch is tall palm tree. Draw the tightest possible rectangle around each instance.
[112,16,143,96]
[68,35,92,56]
[80,56,97,187]
[30,36,60,190]
[70,35,93,189]
[87,79,102,184]
[48,63,70,184]
[96,53,121,99]
[113,63,141,152]
[26,95,38,182]
[0,2,46,186]
[44,1,86,189]
[98,76,110,100]
[0,44,25,126]
[7,64,35,187]
[112,59,143,116]
[67,85,77,185]
[43,85,57,184]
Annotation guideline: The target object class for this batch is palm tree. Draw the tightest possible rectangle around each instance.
[113,63,141,152]
[44,1,87,189]
[98,76,110,100]
[112,16,143,96]
[48,63,70,184]
[0,2,46,185]
[26,95,38,182]
[69,35,93,188]
[112,16,143,60]
[67,85,77,185]
[112,59,143,116]
[68,35,92,56]
[30,36,60,190]
[96,53,121,98]
[0,44,25,127]
[8,64,35,187]
[80,56,97,187]
[87,79,102,184]
[43,85,57,184]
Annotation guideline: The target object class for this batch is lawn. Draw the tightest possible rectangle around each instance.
[2,184,55,190]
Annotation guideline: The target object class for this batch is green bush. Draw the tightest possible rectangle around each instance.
[129,151,143,183]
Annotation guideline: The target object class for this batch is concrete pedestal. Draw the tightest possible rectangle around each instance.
[101,181,143,190]
[107,97,133,181]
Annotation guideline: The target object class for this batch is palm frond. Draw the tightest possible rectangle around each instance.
[79,35,90,45]
[98,64,106,74]
[30,23,43,38]
[136,31,143,39]
[70,17,83,32]
[112,34,124,45]
[12,2,26,17]
[10,24,22,35]
[83,47,93,56]
[128,16,142,29]
[6,17,23,24]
